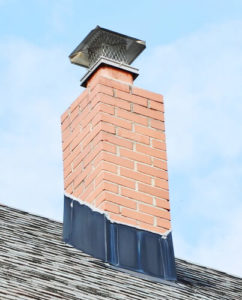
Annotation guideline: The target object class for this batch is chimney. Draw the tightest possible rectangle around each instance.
[61,26,176,281]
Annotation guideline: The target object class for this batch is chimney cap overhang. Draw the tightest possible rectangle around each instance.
[69,26,146,69]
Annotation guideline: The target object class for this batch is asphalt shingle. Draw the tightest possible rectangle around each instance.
[0,203,241,300]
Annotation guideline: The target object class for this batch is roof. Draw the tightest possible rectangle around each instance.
[0,203,241,300]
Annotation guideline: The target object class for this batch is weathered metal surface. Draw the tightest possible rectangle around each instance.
[69,26,146,69]
[0,203,241,299]
[63,196,176,280]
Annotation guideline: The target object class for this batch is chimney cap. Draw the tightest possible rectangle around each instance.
[69,26,146,69]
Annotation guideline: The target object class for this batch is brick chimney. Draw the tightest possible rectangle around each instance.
[61,26,176,281]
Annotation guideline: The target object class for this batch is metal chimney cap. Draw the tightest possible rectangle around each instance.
[69,26,146,69]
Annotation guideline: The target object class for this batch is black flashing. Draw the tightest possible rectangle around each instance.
[63,195,177,281]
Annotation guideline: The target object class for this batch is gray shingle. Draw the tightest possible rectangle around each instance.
[0,204,241,300]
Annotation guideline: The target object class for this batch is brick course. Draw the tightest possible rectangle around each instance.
[61,66,171,233]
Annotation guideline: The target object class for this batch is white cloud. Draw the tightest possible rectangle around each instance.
[138,20,242,276]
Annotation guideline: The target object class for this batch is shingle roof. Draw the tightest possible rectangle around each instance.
[0,203,241,300]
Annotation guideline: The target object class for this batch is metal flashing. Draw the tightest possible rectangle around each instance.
[63,195,177,281]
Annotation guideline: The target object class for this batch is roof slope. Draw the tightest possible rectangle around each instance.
[0,204,241,300]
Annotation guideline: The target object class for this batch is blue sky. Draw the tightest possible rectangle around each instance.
[0,0,242,276]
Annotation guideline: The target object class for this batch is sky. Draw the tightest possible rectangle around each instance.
[0,0,242,277]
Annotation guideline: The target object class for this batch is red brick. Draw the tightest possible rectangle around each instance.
[73,165,92,190]
[98,76,130,92]
[155,178,169,190]
[118,128,150,145]
[92,93,130,110]
[98,202,120,214]
[63,146,77,170]
[150,119,165,131]
[79,104,92,128]
[62,145,71,161]
[152,139,166,150]
[157,217,171,230]
[79,95,91,113]
[73,143,91,169]
[85,184,104,204]
[64,171,75,190]
[132,86,163,103]
[103,172,135,189]
[91,132,117,153]
[61,109,69,124]
[102,182,119,194]
[109,213,137,226]
[62,127,80,151]
[102,142,116,154]
[138,183,169,200]
[101,152,134,169]
[85,161,117,187]
[70,89,89,112]
[105,192,137,209]
[120,167,151,184]
[64,164,72,179]
[70,125,91,151]
[65,183,73,195]
[80,183,94,203]
[93,170,104,187]
[101,132,133,149]
[70,114,82,132]
[135,124,165,140]
[93,113,132,130]
[116,89,147,106]
[98,102,115,115]
[149,100,164,111]
[80,102,103,128]
[82,122,115,149]
[94,191,106,207]
[136,144,167,160]
[119,148,151,165]
[88,67,133,86]
[117,108,148,126]
[153,158,167,170]
[138,222,167,234]
[133,104,164,121]
[86,182,118,205]
[73,182,84,198]
[70,105,80,122]
[156,198,170,210]
[61,117,71,132]
[90,83,113,100]
[101,161,118,174]
[121,208,154,225]
[137,163,168,180]
[121,187,153,204]
[139,203,170,220]
[83,142,103,168]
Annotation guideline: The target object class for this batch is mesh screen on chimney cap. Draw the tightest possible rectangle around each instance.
[69,26,146,68]
[69,26,146,87]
